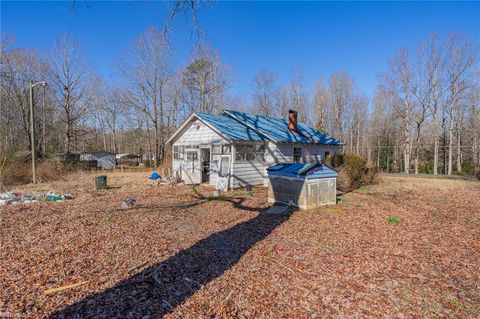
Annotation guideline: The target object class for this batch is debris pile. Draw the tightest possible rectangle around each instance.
[158,175,180,187]
[0,191,74,205]
[46,192,74,202]
[121,198,136,208]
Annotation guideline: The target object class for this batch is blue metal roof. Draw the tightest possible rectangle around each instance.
[222,110,343,145]
[267,163,337,179]
[196,112,266,142]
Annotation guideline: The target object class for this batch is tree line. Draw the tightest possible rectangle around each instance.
[1,30,478,175]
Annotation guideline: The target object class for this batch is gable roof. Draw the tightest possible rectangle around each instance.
[222,110,343,145]
[167,110,343,145]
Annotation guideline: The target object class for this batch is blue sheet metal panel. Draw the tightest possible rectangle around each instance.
[267,163,337,179]
[306,165,338,179]
[196,112,266,142]
[223,110,343,145]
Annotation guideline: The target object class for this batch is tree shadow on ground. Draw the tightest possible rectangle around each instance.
[50,190,293,319]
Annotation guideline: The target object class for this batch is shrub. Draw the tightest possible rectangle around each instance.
[0,151,68,186]
[325,153,378,192]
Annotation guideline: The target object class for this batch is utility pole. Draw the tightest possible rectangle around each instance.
[29,81,36,184]
[29,80,47,184]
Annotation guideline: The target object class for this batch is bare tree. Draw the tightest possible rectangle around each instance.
[350,93,369,156]
[288,67,309,123]
[182,44,229,114]
[50,33,93,153]
[252,69,277,116]
[312,78,329,132]
[382,48,414,174]
[328,71,353,145]
[443,33,477,175]
[119,27,172,166]
[417,33,444,174]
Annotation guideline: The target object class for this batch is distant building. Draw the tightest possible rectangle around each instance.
[80,152,116,169]
[116,153,141,167]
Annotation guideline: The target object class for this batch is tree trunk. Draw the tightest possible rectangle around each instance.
[447,106,455,175]
[376,137,381,169]
[456,121,462,173]
[403,118,411,174]
[414,123,421,174]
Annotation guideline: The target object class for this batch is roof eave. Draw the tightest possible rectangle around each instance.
[166,113,234,145]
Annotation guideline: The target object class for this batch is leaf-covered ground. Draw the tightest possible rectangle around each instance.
[1,173,479,318]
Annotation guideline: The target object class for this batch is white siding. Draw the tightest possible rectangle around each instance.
[174,119,227,146]
[264,142,340,164]
[232,160,266,188]
[172,119,229,182]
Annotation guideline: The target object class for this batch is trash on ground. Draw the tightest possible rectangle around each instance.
[150,172,161,180]
[157,176,180,187]
[0,191,74,205]
[46,192,74,202]
[121,198,136,208]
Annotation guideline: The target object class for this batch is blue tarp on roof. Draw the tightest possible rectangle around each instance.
[222,110,343,145]
[196,112,266,142]
[267,163,337,179]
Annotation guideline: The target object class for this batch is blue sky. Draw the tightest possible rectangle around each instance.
[2,1,479,102]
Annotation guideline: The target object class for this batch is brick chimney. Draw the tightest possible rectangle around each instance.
[288,110,298,131]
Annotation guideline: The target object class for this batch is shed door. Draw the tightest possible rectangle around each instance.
[182,150,201,184]
[216,155,231,190]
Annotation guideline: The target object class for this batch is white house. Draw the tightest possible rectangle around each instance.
[166,109,343,190]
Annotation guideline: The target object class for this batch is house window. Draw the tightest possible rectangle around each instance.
[235,144,265,161]
[186,151,198,161]
[212,144,231,155]
[293,147,302,162]
[173,146,185,159]
[222,145,231,154]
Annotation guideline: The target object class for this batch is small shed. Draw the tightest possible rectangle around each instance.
[116,154,141,167]
[267,163,337,210]
[80,152,116,169]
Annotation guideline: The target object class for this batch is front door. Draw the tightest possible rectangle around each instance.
[182,149,201,184]
[200,148,210,183]
[216,155,231,191]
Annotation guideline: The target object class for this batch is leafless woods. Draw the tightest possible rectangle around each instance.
[1,30,478,175]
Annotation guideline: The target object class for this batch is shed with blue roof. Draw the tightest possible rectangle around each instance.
[166,109,343,189]
[267,163,337,209]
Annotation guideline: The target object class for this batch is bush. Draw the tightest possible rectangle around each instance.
[0,151,68,186]
[325,153,378,192]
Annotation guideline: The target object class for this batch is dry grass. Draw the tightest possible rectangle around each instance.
[12,168,157,194]
[381,174,480,191]
[1,173,480,318]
